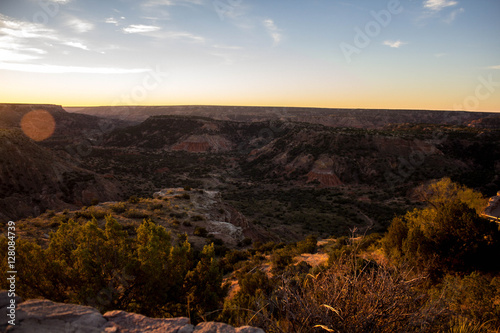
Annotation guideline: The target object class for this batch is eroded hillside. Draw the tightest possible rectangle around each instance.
[0,129,123,222]
[2,105,499,239]
[65,115,500,239]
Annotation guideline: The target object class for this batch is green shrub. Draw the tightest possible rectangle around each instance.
[128,195,140,204]
[221,250,251,272]
[221,269,273,326]
[384,200,500,278]
[194,227,208,238]
[0,217,227,322]
[434,273,500,329]
[148,203,163,210]
[124,209,149,219]
[296,235,318,254]
[110,202,127,214]
[253,241,278,253]
[74,208,107,220]
[49,221,61,228]
[383,179,500,278]
[271,248,293,272]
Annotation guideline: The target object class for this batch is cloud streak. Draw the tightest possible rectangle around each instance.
[0,62,151,74]
[0,13,95,59]
[263,19,282,45]
[444,8,465,23]
[63,41,89,50]
[123,24,161,34]
[66,17,94,33]
[160,30,206,43]
[423,0,458,12]
[383,40,407,48]
[142,0,204,6]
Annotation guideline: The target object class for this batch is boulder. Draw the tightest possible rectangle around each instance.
[103,310,193,333]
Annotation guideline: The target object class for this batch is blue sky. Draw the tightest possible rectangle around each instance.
[0,0,499,110]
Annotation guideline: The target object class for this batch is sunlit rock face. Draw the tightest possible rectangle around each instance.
[484,191,500,220]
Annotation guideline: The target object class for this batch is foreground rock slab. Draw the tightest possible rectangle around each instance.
[0,291,264,333]
[102,310,193,333]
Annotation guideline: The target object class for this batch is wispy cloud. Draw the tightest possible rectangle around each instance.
[142,0,204,6]
[0,34,47,62]
[418,0,463,24]
[383,40,407,48]
[161,31,206,43]
[63,41,89,50]
[105,17,119,25]
[0,62,151,74]
[0,48,40,62]
[212,44,242,50]
[45,0,72,3]
[263,19,282,45]
[434,53,446,58]
[105,17,126,26]
[66,17,94,33]
[120,20,206,44]
[0,15,55,61]
[122,24,161,34]
[0,13,94,62]
[143,0,174,5]
[489,65,500,70]
[0,14,54,39]
[423,0,458,12]
[444,7,464,23]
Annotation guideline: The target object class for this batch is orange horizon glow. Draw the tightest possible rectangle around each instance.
[1,99,498,113]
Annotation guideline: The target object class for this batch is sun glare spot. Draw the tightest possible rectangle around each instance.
[20,109,56,141]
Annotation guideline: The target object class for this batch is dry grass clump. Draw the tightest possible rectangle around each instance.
[265,257,446,333]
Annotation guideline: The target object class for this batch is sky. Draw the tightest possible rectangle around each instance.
[0,0,499,111]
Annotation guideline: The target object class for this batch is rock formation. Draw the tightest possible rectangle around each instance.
[306,156,343,187]
[153,188,267,245]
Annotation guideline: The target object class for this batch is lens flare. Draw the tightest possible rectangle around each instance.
[20,109,56,141]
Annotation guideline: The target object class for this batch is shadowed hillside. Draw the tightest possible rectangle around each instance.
[0,103,131,147]
[0,129,122,222]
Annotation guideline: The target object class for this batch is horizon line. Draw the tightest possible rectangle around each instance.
[0,102,499,113]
